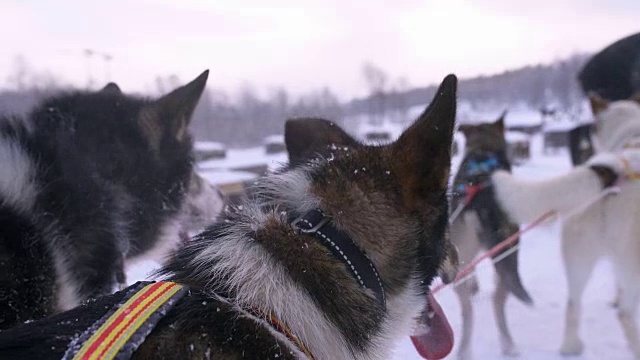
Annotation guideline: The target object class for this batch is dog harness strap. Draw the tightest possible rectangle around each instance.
[212,292,316,359]
[453,150,510,211]
[63,281,187,360]
[619,154,640,180]
[248,306,316,360]
[463,183,487,205]
[292,208,386,307]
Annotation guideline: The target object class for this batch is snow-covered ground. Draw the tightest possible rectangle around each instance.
[128,134,634,360]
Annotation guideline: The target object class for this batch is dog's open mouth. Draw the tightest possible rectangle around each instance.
[410,293,454,359]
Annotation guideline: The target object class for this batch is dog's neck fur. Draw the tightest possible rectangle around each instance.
[179,166,425,360]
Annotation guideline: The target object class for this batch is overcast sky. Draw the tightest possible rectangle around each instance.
[0,0,638,99]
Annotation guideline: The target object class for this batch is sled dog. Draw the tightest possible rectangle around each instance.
[0,71,223,329]
[0,75,460,360]
[451,113,532,359]
[492,95,640,357]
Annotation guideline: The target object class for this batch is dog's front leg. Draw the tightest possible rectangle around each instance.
[492,279,518,357]
[616,287,640,359]
[559,218,599,356]
[613,255,640,359]
[454,283,475,360]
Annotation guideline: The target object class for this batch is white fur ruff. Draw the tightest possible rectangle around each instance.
[0,136,37,213]
[185,168,427,360]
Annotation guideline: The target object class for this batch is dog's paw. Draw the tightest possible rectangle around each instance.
[500,337,520,357]
[559,338,585,356]
[501,343,520,357]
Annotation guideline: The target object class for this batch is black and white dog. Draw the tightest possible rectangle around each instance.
[450,114,532,359]
[0,75,460,360]
[0,71,225,330]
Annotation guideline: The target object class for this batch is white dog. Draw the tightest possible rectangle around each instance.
[491,95,640,358]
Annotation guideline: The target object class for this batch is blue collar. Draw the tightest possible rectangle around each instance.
[463,156,501,177]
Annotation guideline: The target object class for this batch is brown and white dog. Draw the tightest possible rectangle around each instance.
[0,75,459,360]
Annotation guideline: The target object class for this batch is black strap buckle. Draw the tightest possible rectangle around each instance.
[291,214,330,233]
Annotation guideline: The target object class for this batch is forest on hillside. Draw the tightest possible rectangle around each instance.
[0,53,589,147]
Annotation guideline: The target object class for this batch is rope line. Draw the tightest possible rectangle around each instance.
[434,186,620,295]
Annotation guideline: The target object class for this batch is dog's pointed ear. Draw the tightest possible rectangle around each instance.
[138,70,209,149]
[494,109,507,132]
[100,82,122,95]
[588,92,609,115]
[391,74,457,207]
[285,118,359,167]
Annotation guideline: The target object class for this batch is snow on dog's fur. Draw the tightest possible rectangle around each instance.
[1,75,460,360]
[491,94,640,358]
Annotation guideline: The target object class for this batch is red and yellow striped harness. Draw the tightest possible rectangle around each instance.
[62,281,316,360]
[63,282,186,360]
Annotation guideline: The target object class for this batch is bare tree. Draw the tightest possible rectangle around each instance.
[155,74,182,95]
[362,62,389,125]
[191,88,215,140]
[268,87,290,126]
[362,62,388,93]
[4,55,67,95]
[389,77,410,123]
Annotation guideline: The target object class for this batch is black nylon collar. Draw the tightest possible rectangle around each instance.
[291,209,386,308]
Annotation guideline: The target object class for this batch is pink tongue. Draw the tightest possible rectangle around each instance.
[410,293,454,359]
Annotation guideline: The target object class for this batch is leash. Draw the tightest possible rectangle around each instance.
[434,186,621,294]
[433,210,556,294]
[449,182,489,224]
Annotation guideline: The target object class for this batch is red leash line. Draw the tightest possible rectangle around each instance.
[432,210,557,295]
[449,183,488,224]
